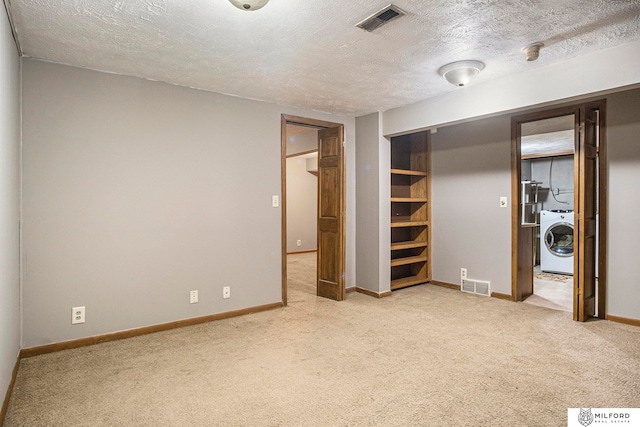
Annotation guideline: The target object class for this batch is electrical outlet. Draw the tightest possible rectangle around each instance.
[461,268,467,279]
[71,306,85,325]
[223,286,231,299]
[190,290,198,304]
[272,195,279,207]
[297,240,302,247]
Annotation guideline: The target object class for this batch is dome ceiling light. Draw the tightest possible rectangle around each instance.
[228,0,270,11]
[438,60,485,87]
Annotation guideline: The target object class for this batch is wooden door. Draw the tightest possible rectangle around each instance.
[574,106,598,321]
[317,126,345,301]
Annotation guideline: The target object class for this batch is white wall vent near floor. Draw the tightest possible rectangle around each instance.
[461,278,491,297]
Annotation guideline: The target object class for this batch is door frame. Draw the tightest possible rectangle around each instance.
[510,100,607,320]
[281,114,345,306]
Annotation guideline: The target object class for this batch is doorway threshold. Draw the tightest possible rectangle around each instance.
[524,268,572,312]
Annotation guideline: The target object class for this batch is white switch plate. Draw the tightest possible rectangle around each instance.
[190,290,198,304]
[272,195,279,207]
[223,286,231,299]
[72,306,85,324]
[297,240,302,246]
[499,196,508,208]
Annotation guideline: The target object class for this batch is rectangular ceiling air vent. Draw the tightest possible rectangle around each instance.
[356,4,406,32]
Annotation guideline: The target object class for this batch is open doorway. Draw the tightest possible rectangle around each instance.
[281,115,346,305]
[511,101,607,321]
[284,124,320,304]
[521,115,576,312]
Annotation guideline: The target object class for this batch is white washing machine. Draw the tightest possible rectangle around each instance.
[540,210,574,275]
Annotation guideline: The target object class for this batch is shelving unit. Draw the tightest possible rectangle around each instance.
[390,131,430,291]
[521,180,542,227]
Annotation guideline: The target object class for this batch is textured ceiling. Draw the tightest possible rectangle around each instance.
[7,0,640,116]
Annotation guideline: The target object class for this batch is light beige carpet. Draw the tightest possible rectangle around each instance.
[5,253,640,426]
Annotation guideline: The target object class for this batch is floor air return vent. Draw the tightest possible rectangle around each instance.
[461,279,491,297]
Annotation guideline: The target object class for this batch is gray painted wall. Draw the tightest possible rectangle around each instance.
[286,155,317,252]
[0,6,21,402]
[524,156,574,211]
[355,112,390,293]
[429,89,640,319]
[607,89,640,319]
[431,116,513,295]
[21,59,355,347]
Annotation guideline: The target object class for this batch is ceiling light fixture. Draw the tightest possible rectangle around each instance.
[522,42,544,61]
[228,0,270,11]
[438,60,485,87]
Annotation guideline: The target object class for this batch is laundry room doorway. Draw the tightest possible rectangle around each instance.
[511,101,607,322]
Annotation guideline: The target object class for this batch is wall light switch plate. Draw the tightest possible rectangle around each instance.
[272,195,279,207]
[500,197,508,208]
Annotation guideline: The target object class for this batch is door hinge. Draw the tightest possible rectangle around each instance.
[578,124,585,133]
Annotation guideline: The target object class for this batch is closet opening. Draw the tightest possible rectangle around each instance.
[511,101,606,321]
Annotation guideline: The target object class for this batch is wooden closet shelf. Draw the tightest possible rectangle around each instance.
[390,197,428,203]
[391,276,430,290]
[390,131,430,292]
[390,220,429,228]
[390,255,428,267]
[390,168,427,176]
[391,241,428,251]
